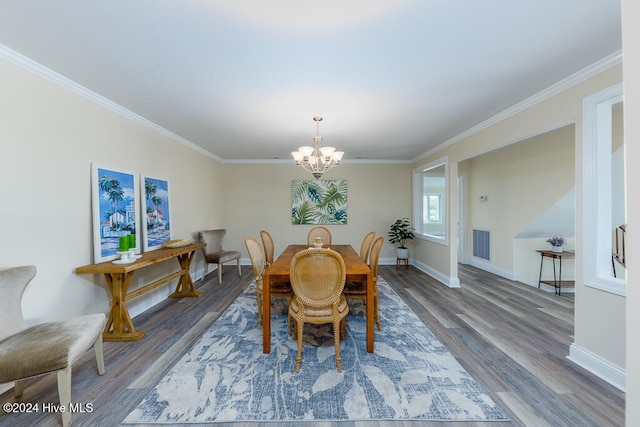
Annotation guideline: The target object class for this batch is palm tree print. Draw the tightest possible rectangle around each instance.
[292,180,347,224]
[99,174,125,229]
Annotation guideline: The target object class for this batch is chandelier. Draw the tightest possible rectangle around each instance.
[291,116,344,179]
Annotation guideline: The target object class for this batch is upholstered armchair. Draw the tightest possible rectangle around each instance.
[0,265,106,427]
[199,229,241,284]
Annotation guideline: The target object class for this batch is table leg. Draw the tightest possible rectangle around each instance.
[103,273,144,341]
[552,257,558,295]
[169,250,201,298]
[262,271,271,354]
[366,271,374,353]
[538,254,544,288]
[558,257,563,296]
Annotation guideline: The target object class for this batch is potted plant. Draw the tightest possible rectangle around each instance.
[546,235,565,253]
[388,218,415,259]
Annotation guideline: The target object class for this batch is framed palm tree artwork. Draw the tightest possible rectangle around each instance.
[292,180,347,225]
[91,164,141,262]
[141,175,172,251]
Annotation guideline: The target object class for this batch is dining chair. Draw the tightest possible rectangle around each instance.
[307,226,332,247]
[199,229,241,285]
[245,237,293,331]
[260,229,275,266]
[0,266,106,427]
[359,231,375,263]
[344,236,384,331]
[289,247,348,373]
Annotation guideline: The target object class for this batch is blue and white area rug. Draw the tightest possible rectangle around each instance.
[124,278,508,423]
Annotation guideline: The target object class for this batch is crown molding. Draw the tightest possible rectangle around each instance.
[0,43,223,162]
[414,50,624,162]
[2,43,622,166]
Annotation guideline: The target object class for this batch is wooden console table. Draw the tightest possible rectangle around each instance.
[536,249,575,296]
[76,242,205,341]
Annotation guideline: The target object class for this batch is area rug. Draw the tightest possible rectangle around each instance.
[123,278,509,423]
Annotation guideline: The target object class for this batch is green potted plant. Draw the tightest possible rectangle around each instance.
[388,218,415,259]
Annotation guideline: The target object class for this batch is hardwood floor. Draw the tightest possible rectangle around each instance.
[0,263,625,427]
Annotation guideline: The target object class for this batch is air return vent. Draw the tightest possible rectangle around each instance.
[473,229,491,261]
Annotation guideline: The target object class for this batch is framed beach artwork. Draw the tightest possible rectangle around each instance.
[141,175,172,251]
[91,164,141,263]
[292,179,348,225]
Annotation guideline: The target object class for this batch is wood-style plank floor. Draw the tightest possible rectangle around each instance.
[0,263,625,426]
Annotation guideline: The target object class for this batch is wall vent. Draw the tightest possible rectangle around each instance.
[473,229,491,261]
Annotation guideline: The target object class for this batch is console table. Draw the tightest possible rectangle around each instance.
[536,249,575,296]
[76,242,205,341]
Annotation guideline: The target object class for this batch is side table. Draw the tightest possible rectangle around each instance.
[396,257,409,270]
[536,249,575,296]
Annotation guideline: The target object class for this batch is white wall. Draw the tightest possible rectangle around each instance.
[623,1,639,423]
[221,162,411,263]
[0,58,224,323]
[411,63,626,384]
[464,125,575,277]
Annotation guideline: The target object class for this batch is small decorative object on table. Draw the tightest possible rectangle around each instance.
[162,238,195,248]
[546,235,565,253]
[314,236,323,248]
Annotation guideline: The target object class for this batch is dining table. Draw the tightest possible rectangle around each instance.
[262,244,375,353]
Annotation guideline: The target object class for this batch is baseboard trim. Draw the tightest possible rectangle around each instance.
[468,258,516,280]
[568,343,625,391]
[411,258,461,288]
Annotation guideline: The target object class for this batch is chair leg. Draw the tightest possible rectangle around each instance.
[375,293,382,331]
[295,319,304,373]
[57,368,72,427]
[256,291,263,327]
[218,263,223,284]
[237,258,242,276]
[95,337,106,375]
[333,320,343,373]
[13,380,25,398]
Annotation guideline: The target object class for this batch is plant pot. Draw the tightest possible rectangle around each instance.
[397,247,409,259]
[551,245,563,253]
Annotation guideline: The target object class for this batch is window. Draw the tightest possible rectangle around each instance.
[413,158,447,244]
[424,193,442,224]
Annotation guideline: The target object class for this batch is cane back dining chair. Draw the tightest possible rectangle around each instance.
[199,229,241,285]
[0,266,106,427]
[344,236,384,331]
[260,229,275,266]
[307,226,332,247]
[245,237,293,331]
[289,247,348,373]
[359,231,375,263]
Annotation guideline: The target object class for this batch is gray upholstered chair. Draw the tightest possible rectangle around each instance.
[289,248,348,373]
[199,229,241,284]
[0,266,106,427]
[307,226,332,247]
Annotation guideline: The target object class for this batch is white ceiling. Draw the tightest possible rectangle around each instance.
[0,1,622,162]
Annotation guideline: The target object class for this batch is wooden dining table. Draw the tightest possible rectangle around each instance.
[262,244,375,353]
